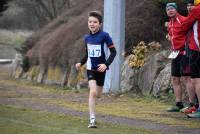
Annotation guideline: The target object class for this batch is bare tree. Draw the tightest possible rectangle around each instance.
[16,0,71,26]
[0,0,10,16]
[0,0,71,29]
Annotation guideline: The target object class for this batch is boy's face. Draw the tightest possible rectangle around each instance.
[166,7,177,18]
[88,16,101,33]
[187,3,194,13]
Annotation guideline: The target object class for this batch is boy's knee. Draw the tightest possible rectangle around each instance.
[96,93,102,98]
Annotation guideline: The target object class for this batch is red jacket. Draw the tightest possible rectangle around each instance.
[182,4,200,51]
[168,13,186,50]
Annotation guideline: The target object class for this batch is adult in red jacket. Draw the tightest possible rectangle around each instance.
[180,0,199,115]
[166,3,192,112]
[181,0,200,118]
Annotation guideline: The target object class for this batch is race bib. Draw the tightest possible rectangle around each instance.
[87,44,101,57]
[168,51,179,59]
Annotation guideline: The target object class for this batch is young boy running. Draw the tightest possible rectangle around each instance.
[75,11,116,128]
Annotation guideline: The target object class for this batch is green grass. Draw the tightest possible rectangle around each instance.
[48,94,200,128]
[0,105,159,134]
[0,70,200,129]
[0,77,200,129]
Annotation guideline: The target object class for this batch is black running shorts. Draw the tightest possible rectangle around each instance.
[171,54,190,77]
[189,50,200,78]
[87,70,106,86]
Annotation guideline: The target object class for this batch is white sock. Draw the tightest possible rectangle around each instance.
[90,114,95,123]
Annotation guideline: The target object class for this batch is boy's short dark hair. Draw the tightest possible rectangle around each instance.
[88,11,103,24]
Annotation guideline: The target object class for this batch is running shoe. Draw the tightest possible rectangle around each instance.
[167,105,183,112]
[184,106,197,114]
[187,109,200,118]
[88,118,97,128]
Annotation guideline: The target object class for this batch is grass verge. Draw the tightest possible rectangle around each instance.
[0,71,200,129]
[0,105,158,134]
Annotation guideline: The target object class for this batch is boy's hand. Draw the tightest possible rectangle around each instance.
[75,63,81,70]
[97,64,107,72]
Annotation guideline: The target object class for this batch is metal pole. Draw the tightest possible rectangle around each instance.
[103,0,125,92]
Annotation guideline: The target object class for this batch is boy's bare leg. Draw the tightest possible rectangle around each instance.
[96,86,103,98]
[88,80,97,122]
